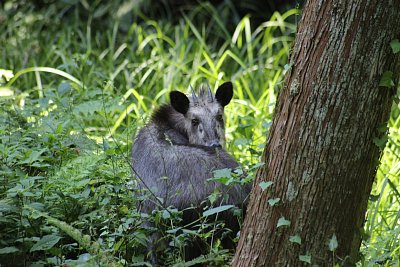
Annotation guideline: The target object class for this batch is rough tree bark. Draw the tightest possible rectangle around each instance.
[232,0,400,266]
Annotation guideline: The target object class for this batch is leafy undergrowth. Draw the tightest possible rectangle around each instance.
[0,1,399,266]
[359,106,400,266]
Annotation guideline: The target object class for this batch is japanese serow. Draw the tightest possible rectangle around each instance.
[131,81,250,264]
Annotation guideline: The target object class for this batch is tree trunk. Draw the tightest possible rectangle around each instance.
[232,0,400,266]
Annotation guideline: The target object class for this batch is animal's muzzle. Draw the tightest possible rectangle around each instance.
[208,141,222,148]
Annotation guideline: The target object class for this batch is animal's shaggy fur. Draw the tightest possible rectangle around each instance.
[131,82,250,264]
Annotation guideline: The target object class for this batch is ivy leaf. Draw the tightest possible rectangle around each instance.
[299,254,311,264]
[250,162,265,170]
[30,235,61,252]
[277,217,291,228]
[328,234,338,252]
[284,63,293,71]
[213,168,233,179]
[162,209,172,219]
[289,235,302,245]
[267,198,280,206]
[390,39,400,54]
[373,135,388,149]
[211,168,233,185]
[259,181,273,191]
[379,71,394,88]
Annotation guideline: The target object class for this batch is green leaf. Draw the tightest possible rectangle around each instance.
[268,198,280,206]
[234,167,244,176]
[284,63,293,71]
[289,235,302,245]
[234,138,251,146]
[369,194,380,202]
[75,178,91,187]
[250,162,265,170]
[182,229,197,235]
[55,123,63,135]
[208,191,221,204]
[162,209,171,219]
[277,217,291,228]
[390,39,400,54]
[373,135,388,149]
[328,234,338,251]
[377,124,389,133]
[259,181,273,191]
[203,205,234,217]
[30,235,61,252]
[0,199,17,212]
[213,168,233,179]
[0,246,19,254]
[73,100,103,116]
[28,202,45,211]
[166,227,181,234]
[211,168,235,185]
[299,254,311,264]
[379,71,394,88]
[57,81,71,96]
[20,148,47,164]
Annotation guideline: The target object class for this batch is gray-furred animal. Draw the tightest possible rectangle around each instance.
[132,81,250,264]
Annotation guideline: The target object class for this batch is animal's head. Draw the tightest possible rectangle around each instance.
[170,81,233,148]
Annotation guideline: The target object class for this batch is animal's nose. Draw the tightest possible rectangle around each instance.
[209,142,222,148]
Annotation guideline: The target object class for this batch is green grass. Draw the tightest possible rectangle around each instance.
[360,106,400,266]
[0,1,399,266]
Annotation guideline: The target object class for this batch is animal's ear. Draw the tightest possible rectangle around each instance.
[170,91,190,114]
[215,81,233,107]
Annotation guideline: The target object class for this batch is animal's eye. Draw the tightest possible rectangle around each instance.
[216,115,223,122]
[191,118,199,126]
